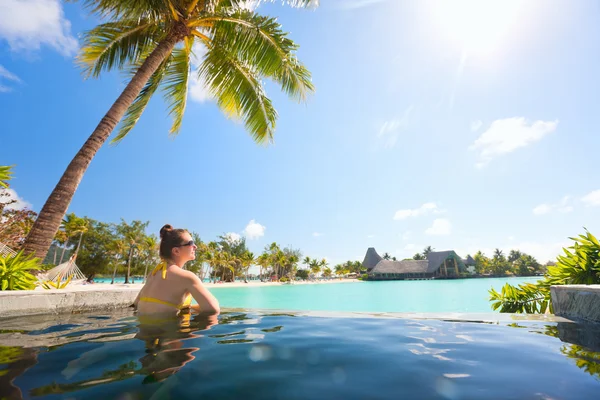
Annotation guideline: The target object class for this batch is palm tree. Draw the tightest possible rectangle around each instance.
[108,239,126,284]
[422,246,434,257]
[309,258,321,277]
[240,251,254,282]
[116,219,149,283]
[63,213,89,255]
[382,252,391,260]
[257,253,270,282]
[23,0,317,260]
[142,236,158,282]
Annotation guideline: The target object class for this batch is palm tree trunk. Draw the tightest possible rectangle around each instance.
[143,263,149,283]
[22,30,184,260]
[125,246,133,284]
[111,260,118,284]
[76,232,84,254]
[59,244,67,264]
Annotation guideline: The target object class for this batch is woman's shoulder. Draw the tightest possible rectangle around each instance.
[167,265,197,280]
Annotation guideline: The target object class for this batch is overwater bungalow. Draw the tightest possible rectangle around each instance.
[362,248,475,280]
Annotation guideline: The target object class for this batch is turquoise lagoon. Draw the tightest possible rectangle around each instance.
[208,277,540,313]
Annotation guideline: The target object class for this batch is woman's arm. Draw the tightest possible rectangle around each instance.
[184,272,220,314]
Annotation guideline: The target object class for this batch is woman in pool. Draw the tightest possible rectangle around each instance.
[134,224,220,316]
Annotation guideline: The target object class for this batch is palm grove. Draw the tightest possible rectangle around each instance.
[14,212,364,283]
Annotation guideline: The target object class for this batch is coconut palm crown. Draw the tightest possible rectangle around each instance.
[23,0,316,260]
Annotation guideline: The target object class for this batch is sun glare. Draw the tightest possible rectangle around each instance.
[431,0,524,55]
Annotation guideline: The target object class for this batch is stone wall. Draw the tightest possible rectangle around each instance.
[551,285,600,323]
[0,287,139,318]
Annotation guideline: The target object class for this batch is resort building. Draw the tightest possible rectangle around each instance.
[362,248,476,280]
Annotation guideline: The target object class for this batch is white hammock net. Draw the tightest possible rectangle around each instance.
[0,241,17,258]
[38,253,87,283]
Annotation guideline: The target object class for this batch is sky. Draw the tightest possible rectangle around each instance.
[1,0,600,267]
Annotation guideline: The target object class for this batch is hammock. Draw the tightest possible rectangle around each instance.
[38,253,87,284]
[0,241,17,258]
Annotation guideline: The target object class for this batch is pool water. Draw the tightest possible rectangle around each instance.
[208,277,540,313]
[1,310,598,399]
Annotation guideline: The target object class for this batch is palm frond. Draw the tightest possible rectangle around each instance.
[215,0,318,11]
[200,45,277,144]
[111,56,172,144]
[0,165,13,188]
[72,0,172,20]
[162,37,193,135]
[195,11,314,101]
[78,20,164,78]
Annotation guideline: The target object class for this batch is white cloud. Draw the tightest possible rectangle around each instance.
[224,232,241,243]
[469,117,557,167]
[367,234,375,238]
[244,219,265,240]
[0,188,32,211]
[508,236,515,241]
[0,0,78,56]
[470,120,482,132]
[0,65,21,93]
[394,202,441,220]
[582,190,600,207]
[533,196,573,215]
[425,219,452,236]
[377,105,413,149]
[401,231,412,240]
[312,232,323,237]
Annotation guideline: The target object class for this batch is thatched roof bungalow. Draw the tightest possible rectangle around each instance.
[363,249,469,280]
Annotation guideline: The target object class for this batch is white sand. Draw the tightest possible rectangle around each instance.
[34,278,361,292]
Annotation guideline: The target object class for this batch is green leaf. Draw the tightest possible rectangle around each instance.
[162,37,192,135]
[199,44,277,144]
[78,20,164,78]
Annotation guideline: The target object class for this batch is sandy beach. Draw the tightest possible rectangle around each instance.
[33,278,361,292]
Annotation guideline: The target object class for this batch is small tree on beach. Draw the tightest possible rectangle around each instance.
[23,0,317,261]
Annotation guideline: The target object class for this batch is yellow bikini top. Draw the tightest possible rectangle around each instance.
[139,262,192,310]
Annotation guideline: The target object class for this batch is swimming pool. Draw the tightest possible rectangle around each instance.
[0,310,598,399]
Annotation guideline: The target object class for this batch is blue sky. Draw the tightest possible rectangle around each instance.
[1,0,600,265]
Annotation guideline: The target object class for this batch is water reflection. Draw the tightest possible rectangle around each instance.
[0,346,38,400]
[508,320,600,380]
[25,312,218,397]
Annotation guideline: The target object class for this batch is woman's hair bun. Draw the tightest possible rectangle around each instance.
[160,224,173,239]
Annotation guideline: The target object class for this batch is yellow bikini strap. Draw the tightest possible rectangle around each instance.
[151,262,168,280]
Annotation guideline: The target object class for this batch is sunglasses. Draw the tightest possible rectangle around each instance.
[174,240,195,247]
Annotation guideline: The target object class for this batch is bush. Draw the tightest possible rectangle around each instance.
[0,251,39,290]
[359,274,369,281]
[295,269,309,280]
[279,277,289,282]
[489,229,600,313]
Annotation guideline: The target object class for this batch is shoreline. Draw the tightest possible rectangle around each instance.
[31,277,362,292]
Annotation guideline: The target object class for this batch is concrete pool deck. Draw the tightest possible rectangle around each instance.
[0,279,358,318]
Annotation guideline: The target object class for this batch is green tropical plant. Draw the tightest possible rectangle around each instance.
[23,0,317,261]
[489,229,600,313]
[0,165,13,188]
[0,251,39,290]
